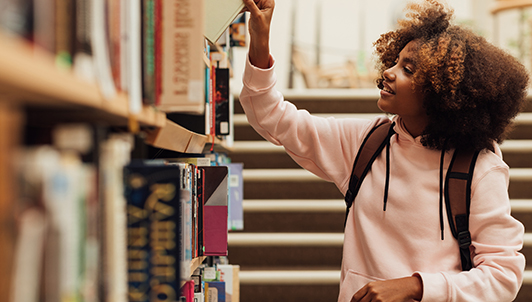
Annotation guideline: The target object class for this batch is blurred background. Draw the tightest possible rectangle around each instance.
[227,1,532,301]
[232,0,532,91]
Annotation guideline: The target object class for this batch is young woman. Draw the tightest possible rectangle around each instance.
[240,0,529,301]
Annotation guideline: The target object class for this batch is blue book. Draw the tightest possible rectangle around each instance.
[124,163,182,301]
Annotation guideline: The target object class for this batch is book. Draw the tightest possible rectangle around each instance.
[204,0,245,43]
[33,0,56,53]
[229,14,247,47]
[0,0,33,39]
[73,0,95,82]
[205,281,226,302]
[142,0,156,105]
[107,0,122,90]
[216,264,236,302]
[55,0,76,68]
[181,280,195,302]
[101,134,133,302]
[124,162,182,302]
[126,0,143,113]
[214,68,230,136]
[226,163,243,231]
[201,166,228,256]
[92,0,117,100]
[10,207,48,302]
[158,0,205,114]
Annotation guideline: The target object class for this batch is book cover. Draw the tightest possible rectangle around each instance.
[124,163,182,302]
[214,67,230,136]
[201,166,228,256]
[229,13,247,47]
[216,264,236,302]
[204,0,244,43]
[181,279,195,302]
[158,0,205,114]
[205,281,226,302]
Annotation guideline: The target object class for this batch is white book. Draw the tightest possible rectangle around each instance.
[204,0,245,43]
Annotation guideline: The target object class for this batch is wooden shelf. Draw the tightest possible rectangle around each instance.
[190,256,207,274]
[0,31,221,154]
[0,31,165,128]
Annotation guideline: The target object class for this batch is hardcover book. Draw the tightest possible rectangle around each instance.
[124,163,182,302]
[201,166,228,256]
[226,163,243,231]
[214,68,230,136]
[158,0,205,114]
[204,0,245,43]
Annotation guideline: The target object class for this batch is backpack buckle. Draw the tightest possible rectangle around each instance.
[458,230,471,248]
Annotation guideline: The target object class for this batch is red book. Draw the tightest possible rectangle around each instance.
[201,166,228,256]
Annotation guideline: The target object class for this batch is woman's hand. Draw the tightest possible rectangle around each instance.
[242,0,275,69]
[351,276,423,302]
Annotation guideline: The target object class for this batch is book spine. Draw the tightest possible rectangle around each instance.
[158,0,205,114]
[108,0,122,91]
[214,68,230,136]
[55,0,75,67]
[125,164,182,302]
[154,0,163,106]
[142,0,156,105]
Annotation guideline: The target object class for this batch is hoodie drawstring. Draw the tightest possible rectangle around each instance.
[382,123,395,211]
[439,148,446,240]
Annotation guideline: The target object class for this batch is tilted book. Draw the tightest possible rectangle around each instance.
[204,0,245,43]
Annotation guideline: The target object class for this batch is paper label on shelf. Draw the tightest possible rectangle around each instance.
[188,80,203,103]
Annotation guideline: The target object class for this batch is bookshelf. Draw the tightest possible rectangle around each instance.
[0,31,226,302]
[0,0,243,299]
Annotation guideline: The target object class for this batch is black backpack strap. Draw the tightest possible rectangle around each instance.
[445,148,480,271]
[344,121,395,227]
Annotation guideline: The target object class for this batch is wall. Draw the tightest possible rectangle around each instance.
[231,0,527,92]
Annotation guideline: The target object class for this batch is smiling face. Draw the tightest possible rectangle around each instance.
[377,40,428,137]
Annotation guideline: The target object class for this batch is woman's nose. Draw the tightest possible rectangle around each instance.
[383,67,395,81]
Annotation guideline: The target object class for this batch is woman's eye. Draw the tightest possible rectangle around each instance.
[403,66,413,74]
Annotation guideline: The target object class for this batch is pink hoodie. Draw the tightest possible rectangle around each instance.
[239,55,525,302]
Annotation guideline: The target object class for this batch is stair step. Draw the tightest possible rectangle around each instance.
[232,139,532,153]
[243,168,532,181]
[229,232,532,247]
[237,269,532,285]
[242,199,532,213]
[234,112,532,126]
[228,232,344,246]
[239,269,340,285]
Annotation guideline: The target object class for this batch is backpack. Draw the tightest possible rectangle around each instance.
[344,121,480,271]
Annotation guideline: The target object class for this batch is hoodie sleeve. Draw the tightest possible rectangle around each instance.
[239,54,384,192]
[417,157,525,302]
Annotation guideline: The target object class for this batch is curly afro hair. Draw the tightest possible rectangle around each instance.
[373,0,529,151]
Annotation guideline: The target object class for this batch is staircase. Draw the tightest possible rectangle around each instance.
[226,89,532,302]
